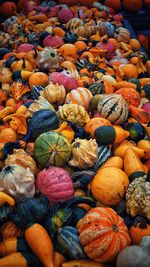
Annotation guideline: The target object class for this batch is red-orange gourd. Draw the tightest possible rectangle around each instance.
[104,0,121,11]
[77,207,131,263]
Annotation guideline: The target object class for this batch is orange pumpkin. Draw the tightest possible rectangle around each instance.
[28,72,49,88]
[77,207,131,263]
[79,0,96,7]
[11,59,33,72]
[74,41,87,52]
[129,222,150,245]
[120,64,138,79]
[84,117,111,138]
[115,88,141,107]
[58,44,78,60]
[129,39,141,51]
[104,0,121,11]
[91,167,129,206]
[123,0,143,12]
[0,128,17,143]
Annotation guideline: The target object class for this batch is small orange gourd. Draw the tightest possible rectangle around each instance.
[124,147,146,180]
[129,221,150,245]
[54,251,66,267]
[91,167,129,206]
[84,117,111,138]
[28,72,49,88]
[99,156,123,170]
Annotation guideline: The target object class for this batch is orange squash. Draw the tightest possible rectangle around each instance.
[120,64,138,79]
[54,251,66,267]
[28,72,49,88]
[129,39,141,51]
[99,156,123,170]
[114,140,145,158]
[84,117,111,138]
[0,128,17,143]
[77,207,131,263]
[115,88,141,107]
[129,222,150,245]
[91,167,129,206]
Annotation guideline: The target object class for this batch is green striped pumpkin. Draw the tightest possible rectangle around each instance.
[34,131,71,167]
[89,81,105,96]
[97,94,129,124]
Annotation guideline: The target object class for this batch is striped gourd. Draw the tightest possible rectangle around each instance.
[89,81,105,96]
[97,94,129,124]
[77,207,131,263]
[65,87,92,110]
[142,84,150,98]
[94,145,112,172]
[56,226,86,259]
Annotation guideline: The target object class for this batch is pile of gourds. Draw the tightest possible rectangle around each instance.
[0,0,150,267]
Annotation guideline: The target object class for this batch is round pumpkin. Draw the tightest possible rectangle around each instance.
[77,207,131,263]
[84,117,111,138]
[123,0,143,12]
[90,167,129,206]
[115,88,141,107]
[97,94,129,124]
[29,72,49,88]
[0,128,17,143]
[0,2,17,17]
[104,0,121,11]
[129,222,150,245]
[34,131,71,167]
[120,64,138,79]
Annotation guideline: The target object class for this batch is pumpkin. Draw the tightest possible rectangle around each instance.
[129,220,150,245]
[126,174,150,220]
[36,47,59,71]
[116,236,150,267]
[0,1,17,17]
[97,94,129,124]
[28,72,49,89]
[115,27,130,43]
[84,118,111,138]
[57,104,90,127]
[34,131,71,168]
[37,166,74,206]
[4,149,37,174]
[115,88,141,107]
[129,39,141,51]
[58,44,78,60]
[40,82,66,105]
[30,109,59,138]
[11,59,33,72]
[120,64,138,79]
[0,164,35,201]
[104,0,121,11]
[123,0,143,12]
[50,72,78,93]
[68,138,98,169]
[90,167,129,206]
[0,67,13,84]
[0,128,17,143]
[77,207,131,263]
[65,87,93,110]
[96,38,116,59]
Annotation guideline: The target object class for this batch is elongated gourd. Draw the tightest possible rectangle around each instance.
[114,141,145,158]
[62,259,108,266]
[25,223,54,267]
[99,156,123,171]
[0,192,15,206]
[124,147,146,180]
[137,140,150,159]
[0,251,41,267]
[0,237,29,257]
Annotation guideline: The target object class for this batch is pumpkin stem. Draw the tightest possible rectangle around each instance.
[134,215,147,228]
[112,224,119,233]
